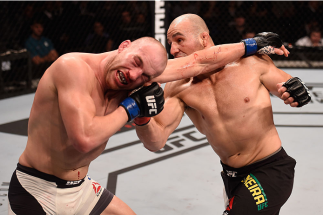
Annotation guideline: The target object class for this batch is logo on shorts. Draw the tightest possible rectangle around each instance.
[92,182,102,196]
[226,170,238,177]
[241,174,268,211]
[66,179,82,186]
[146,96,157,115]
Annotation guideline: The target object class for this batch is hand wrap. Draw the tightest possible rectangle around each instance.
[282,77,311,107]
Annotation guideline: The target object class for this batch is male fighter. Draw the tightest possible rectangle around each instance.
[8,37,167,215]
[135,14,311,215]
[8,32,288,215]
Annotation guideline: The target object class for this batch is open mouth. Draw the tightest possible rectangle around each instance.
[117,70,128,85]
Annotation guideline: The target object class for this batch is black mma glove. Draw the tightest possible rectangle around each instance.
[120,82,164,122]
[242,32,283,56]
[283,77,311,107]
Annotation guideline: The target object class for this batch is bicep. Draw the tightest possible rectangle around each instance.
[53,59,96,141]
[259,61,292,97]
[57,86,95,138]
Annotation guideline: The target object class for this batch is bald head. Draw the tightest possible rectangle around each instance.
[131,37,168,78]
[132,37,162,48]
[167,14,214,57]
[170,14,209,37]
[132,37,167,58]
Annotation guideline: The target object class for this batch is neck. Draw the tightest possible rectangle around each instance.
[97,50,117,93]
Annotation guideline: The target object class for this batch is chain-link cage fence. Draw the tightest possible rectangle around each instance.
[0,1,322,99]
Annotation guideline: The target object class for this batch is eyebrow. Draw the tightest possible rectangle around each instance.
[167,32,184,44]
[172,32,184,38]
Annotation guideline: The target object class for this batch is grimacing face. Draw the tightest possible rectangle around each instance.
[107,42,164,90]
[167,22,204,58]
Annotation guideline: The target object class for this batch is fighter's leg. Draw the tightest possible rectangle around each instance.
[100,195,136,215]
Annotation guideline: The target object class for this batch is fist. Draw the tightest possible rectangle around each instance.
[120,82,164,121]
[277,77,311,107]
[277,82,298,107]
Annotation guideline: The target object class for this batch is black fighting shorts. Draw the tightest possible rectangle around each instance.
[221,147,296,215]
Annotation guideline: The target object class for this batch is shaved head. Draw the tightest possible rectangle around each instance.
[132,37,167,65]
[170,14,209,37]
[167,14,213,58]
[132,37,164,48]
[131,37,168,78]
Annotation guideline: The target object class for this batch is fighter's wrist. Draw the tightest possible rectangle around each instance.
[119,97,140,122]
[242,38,257,57]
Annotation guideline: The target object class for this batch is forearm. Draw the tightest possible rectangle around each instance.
[71,107,128,153]
[136,118,168,152]
[151,42,245,83]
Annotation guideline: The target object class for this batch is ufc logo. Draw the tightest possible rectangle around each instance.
[226,170,237,177]
[146,95,157,114]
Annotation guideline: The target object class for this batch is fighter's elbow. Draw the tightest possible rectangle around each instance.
[144,145,159,152]
[71,135,93,153]
[143,141,166,152]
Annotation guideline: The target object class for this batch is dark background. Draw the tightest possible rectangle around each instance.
[0,1,322,99]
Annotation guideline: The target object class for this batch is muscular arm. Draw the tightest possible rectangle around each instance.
[259,55,292,97]
[259,54,292,97]
[151,43,245,83]
[136,83,185,152]
[52,56,129,153]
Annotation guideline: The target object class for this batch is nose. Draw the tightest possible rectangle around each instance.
[129,68,143,82]
[170,43,180,57]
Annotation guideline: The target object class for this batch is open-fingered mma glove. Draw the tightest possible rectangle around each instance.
[119,82,164,123]
[282,77,311,107]
[242,32,283,56]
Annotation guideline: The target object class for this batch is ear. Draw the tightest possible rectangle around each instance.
[201,32,209,47]
[118,40,131,53]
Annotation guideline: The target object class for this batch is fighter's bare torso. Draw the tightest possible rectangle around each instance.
[166,55,282,168]
[19,53,129,181]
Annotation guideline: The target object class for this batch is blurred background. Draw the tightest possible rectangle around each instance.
[0,1,322,99]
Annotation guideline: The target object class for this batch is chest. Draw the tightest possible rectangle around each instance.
[180,64,261,117]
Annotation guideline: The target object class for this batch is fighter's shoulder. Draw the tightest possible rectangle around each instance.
[52,53,92,76]
[55,53,88,69]
[243,54,273,63]
[50,53,93,86]
[240,54,275,69]
[164,78,191,98]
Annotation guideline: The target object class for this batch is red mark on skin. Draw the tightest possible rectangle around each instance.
[78,171,80,179]
[194,53,198,61]
[202,115,205,120]
[244,97,250,103]
[214,51,218,60]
